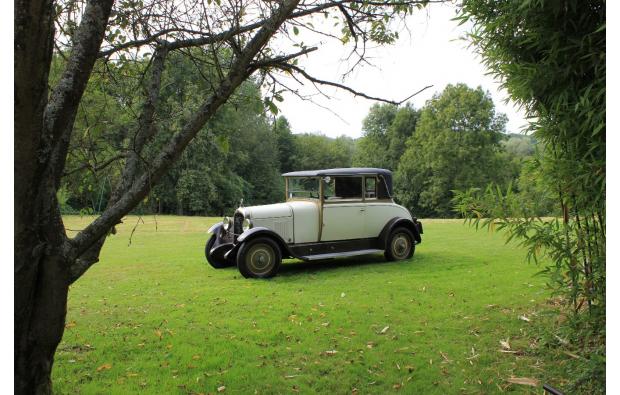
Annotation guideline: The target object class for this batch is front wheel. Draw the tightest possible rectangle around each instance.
[385,227,415,261]
[205,234,234,268]
[236,237,282,278]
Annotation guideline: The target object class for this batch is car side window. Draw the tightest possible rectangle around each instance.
[365,177,377,199]
[324,176,363,201]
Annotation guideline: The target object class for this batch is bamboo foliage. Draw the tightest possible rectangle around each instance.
[453,4,605,388]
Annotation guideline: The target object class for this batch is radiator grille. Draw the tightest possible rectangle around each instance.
[234,212,244,234]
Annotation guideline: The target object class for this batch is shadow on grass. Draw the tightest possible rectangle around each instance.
[275,250,476,279]
[216,251,461,279]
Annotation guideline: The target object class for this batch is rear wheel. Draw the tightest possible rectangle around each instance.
[205,234,234,268]
[237,237,282,278]
[385,227,415,261]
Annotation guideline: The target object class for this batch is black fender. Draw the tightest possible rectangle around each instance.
[207,222,234,257]
[224,227,295,260]
[208,222,223,235]
[379,217,422,248]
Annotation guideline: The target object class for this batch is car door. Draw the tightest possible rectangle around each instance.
[321,176,366,241]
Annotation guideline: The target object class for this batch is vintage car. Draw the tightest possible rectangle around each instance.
[205,168,423,278]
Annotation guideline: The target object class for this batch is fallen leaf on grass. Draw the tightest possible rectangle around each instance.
[499,339,511,350]
[518,315,530,322]
[341,292,346,298]
[439,351,452,363]
[506,377,539,387]
[217,385,226,392]
[192,355,201,360]
[498,349,523,355]
[65,321,77,329]
[154,329,163,339]
[323,350,338,356]
[379,326,390,334]
[562,350,581,359]
[96,363,112,372]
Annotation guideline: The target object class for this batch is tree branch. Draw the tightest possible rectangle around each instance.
[70,0,303,270]
[338,4,358,41]
[45,0,115,189]
[275,63,432,105]
[95,0,438,57]
[62,153,126,177]
[248,46,318,71]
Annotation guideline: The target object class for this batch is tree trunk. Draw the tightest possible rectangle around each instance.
[15,0,71,392]
[14,162,71,394]
[15,245,70,394]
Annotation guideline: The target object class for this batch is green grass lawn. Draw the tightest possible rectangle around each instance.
[53,216,572,394]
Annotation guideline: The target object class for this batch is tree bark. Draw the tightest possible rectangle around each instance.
[15,0,113,392]
[14,0,61,392]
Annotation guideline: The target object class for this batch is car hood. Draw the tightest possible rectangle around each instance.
[237,200,317,219]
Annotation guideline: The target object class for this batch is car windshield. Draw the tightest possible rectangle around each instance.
[287,177,319,199]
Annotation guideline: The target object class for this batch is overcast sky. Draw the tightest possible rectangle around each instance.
[275,2,528,139]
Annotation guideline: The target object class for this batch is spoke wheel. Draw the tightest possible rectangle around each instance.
[237,237,282,278]
[385,227,415,261]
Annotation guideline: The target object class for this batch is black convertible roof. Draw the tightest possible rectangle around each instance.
[282,168,393,196]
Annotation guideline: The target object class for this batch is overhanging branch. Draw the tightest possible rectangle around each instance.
[248,46,318,71]
[70,0,303,260]
[274,63,432,105]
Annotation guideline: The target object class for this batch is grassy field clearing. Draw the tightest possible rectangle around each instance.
[54,216,570,394]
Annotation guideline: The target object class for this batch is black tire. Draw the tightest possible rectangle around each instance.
[205,234,234,268]
[384,227,415,261]
[236,237,282,278]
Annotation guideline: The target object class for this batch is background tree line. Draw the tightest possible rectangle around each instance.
[61,73,545,218]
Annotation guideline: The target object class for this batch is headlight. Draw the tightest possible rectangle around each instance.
[242,218,252,231]
[222,216,231,231]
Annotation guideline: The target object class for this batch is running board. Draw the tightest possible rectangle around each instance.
[300,249,384,261]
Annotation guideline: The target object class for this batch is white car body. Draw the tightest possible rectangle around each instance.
[237,200,412,244]
[206,168,423,278]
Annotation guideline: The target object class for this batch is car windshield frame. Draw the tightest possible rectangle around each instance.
[285,176,321,201]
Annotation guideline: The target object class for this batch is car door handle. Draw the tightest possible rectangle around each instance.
[359,208,365,212]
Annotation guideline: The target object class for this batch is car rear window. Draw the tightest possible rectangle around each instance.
[365,177,377,199]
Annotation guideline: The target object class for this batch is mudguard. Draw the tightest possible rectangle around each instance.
[207,222,234,258]
[225,227,295,260]
[208,222,223,235]
[379,217,422,248]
